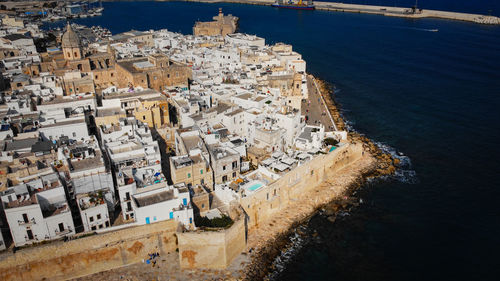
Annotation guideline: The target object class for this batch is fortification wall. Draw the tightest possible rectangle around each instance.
[240,142,363,230]
[177,217,246,269]
[0,220,178,281]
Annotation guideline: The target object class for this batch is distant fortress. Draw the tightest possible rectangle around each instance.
[193,8,239,37]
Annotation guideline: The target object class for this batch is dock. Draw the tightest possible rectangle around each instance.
[181,0,500,25]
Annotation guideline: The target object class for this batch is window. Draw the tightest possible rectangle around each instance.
[201,203,205,209]
[232,172,236,178]
[111,73,114,77]
[91,226,96,231]
[200,169,203,174]
[167,74,170,78]
[232,161,238,169]
[127,202,132,212]
[89,216,94,222]
[26,229,34,240]
[99,224,103,229]
[223,165,226,171]
[22,213,29,223]
[125,192,130,200]
[58,223,64,232]
[187,173,191,178]
[105,221,110,227]
[222,175,227,182]
[201,179,204,185]
[95,75,98,79]
[189,217,193,224]
[143,115,146,120]
[74,52,78,57]
[97,214,101,220]
[72,132,76,137]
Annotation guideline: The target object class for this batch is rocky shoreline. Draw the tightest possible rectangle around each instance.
[240,78,398,280]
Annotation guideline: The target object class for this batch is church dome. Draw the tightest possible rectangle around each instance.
[61,23,81,48]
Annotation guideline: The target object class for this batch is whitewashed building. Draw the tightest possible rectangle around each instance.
[0,173,75,247]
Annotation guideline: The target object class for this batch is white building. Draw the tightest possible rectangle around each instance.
[131,184,194,228]
[0,173,75,247]
[295,125,325,151]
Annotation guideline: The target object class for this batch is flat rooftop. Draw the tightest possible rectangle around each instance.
[134,189,174,207]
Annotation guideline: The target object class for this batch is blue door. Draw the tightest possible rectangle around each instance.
[169,212,174,219]
[183,198,187,206]
[145,217,150,224]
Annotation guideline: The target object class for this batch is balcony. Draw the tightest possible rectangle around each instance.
[55,226,72,236]
[18,217,36,226]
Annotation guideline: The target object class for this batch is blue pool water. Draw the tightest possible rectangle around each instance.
[248,183,264,192]
[46,2,500,280]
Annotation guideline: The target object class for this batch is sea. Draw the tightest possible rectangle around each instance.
[43,1,500,280]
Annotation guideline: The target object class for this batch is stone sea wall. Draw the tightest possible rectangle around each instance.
[0,220,179,281]
[241,142,364,231]
[177,217,246,269]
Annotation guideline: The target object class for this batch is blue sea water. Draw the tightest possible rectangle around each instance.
[46,1,500,280]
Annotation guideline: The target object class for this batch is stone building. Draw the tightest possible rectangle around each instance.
[100,89,171,128]
[24,23,117,95]
[193,8,238,37]
[208,145,240,185]
[169,154,213,188]
[115,54,191,92]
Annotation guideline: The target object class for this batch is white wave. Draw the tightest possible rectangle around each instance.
[267,226,310,280]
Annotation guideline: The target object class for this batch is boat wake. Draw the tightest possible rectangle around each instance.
[393,26,439,32]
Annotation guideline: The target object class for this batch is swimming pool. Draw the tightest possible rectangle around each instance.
[248,182,264,191]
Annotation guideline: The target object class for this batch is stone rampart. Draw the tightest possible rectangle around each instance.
[240,142,363,230]
[0,220,178,281]
[177,217,246,269]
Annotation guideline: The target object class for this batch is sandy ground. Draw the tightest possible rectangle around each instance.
[73,248,250,281]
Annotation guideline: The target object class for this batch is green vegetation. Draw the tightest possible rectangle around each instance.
[194,214,233,229]
[324,137,339,146]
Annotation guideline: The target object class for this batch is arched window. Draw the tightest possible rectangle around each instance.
[74,52,78,57]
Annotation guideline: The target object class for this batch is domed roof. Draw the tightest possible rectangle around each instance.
[62,23,81,48]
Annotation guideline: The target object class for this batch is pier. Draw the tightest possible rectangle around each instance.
[181,0,500,25]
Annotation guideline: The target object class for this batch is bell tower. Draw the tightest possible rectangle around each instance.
[62,22,82,61]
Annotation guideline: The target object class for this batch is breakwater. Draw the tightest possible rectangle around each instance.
[180,0,500,24]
